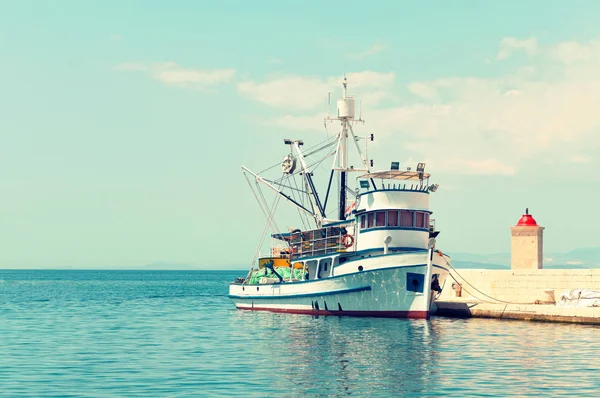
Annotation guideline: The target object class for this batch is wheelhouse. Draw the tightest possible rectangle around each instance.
[353,168,438,252]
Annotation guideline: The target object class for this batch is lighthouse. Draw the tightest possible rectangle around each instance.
[510,208,545,270]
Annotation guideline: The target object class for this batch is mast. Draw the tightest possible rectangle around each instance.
[339,78,348,220]
[326,77,367,221]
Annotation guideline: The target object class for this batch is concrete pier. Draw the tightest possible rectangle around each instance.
[434,268,600,325]
[435,299,600,325]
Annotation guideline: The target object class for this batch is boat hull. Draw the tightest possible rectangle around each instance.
[229,254,449,319]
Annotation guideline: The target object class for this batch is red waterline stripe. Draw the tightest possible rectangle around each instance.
[236,306,429,319]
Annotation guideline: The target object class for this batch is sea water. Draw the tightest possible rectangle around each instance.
[1,270,599,397]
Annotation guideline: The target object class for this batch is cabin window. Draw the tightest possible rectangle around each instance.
[360,215,366,230]
[387,210,399,227]
[367,212,375,228]
[376,211,386,227]
[424,213,430,228]
[416,212,425,228]
[400,210,413,227]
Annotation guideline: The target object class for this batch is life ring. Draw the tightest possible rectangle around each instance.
[341,234,354,248]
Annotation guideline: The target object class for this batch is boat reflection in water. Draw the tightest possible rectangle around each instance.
[232,311,441,396]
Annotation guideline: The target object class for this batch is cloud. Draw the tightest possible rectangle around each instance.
[114,62,235,89]
[568,155,592,164]
[342,71,395,88]
[358,91,396,108]
[238,76,329,110]
[238,71,395,111]
[110,34,122,41]
[348,42,388,60]
[548,40,596,64]
[497,37,600,65]
[380,75,598,148]
[255,37,600,175]
[152,63,235,86]
[497,37,538,60]
[238,71,396,111]
[408,82,440,101]
[268,113,324,131]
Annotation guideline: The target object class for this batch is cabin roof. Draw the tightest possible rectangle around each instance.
[359,170,430,181]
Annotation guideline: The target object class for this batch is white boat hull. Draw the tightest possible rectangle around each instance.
[229,252,450,319]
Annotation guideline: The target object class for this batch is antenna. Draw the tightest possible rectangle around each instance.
[359,99,363,121]
[327,92,331,119]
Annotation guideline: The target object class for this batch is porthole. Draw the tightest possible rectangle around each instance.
[358,265,364,271]
[257,287,259,291]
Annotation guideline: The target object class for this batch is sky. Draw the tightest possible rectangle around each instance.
[1,1,600,269]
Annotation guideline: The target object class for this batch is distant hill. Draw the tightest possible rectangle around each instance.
[448,252,510,269]
[544,247,600,268]
[139,261,203,270]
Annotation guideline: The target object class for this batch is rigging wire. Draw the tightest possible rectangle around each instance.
[295,171,315,229]
[251,194,282,267]
[256,180,283,236]
[290,173,303,207]
[306,147,337,174]
[243,171,276,232]
[256,136,338,175]
[243,170,285,267]
[283,171,308,231]
[264,142,337,227]
[245,131,352,227]
[291,175,311,230]
[303,138,338,158]
[263,179,308,195]
[272,139,337,185]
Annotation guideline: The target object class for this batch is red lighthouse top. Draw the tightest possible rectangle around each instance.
[516,208,538,226]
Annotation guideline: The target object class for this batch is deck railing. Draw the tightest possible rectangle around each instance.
[286,224,354,259]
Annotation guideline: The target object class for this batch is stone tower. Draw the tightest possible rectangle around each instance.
[510,208,544,270]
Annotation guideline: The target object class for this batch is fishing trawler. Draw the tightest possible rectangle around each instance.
[228,78,450,319]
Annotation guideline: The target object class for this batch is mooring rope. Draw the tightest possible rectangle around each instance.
[437,252,534,305]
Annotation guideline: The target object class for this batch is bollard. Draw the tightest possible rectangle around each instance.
[452,282,462,298]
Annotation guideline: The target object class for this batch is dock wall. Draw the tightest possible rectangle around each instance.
[439,269,600,304]
[434,269,600,324]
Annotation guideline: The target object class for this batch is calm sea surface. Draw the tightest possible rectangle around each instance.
[1,270,599,397]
